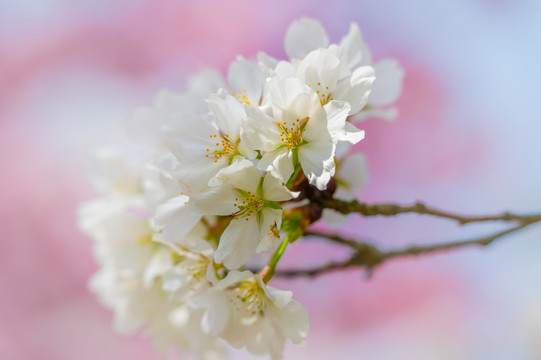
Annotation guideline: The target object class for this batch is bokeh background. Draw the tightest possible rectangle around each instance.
[2,0,541,359]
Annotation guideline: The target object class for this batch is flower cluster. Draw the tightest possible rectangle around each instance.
[79,17,403,359]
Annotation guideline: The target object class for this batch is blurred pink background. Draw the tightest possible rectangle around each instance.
[2,1,541,359]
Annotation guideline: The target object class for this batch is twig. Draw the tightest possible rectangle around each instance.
[314,198,541,225]
[276,218,541,278]
[303,230,368,249]
[277,258,353,277]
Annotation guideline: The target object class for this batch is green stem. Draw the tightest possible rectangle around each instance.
[260,233,291,283]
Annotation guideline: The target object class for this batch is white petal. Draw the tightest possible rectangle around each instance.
[78,196,130,235]
[216,270,254,290]
[166,139,205,165]
[206,291,231,335]
[258,149,294,185]
[256,208,283,253]
[206,261,220,285]
[243,105,282,152]
[270,300,310,344]
[215,217,261,269]
[339,152,369,191]
[344,122,365,144]
[298,141,335,190]
[152,89,180,112]
[354,107,399,122]
[190,184,238,216]
[369,59,405,107]
[256,232,282,254]
[142,164,185,209]
[151,196,202,243]
[302,107,331,143]
[188,68,226,95]
[273,60,297,79]
[265,77,315,114]
[167,144,221,192]
[288,90,321,121]
[285,17,329,59]
[324,101,353,143]
[262,172,294,201]
[244,317,284,358]
[324,101,364,144]
[165,112,218,150]
[297,49,340,92]
[335,142,351,158]
[126,106,167,145]
[334,65,375,114]
[213,159,261,193]
[206,89,245,137]
[339,22,372,68]
[83,149,139,195]
[143,247,173,287]
[255,278,292,309]
[181,232,215,253]
[258,51,279,69]
[327,44,352,80]
[153,89,190,114]
[228,56,264,106]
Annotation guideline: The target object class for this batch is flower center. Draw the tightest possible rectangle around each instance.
[232,191,264,220]
[185,263,207,284]
[234,280,266,315]
[206,132,240,163]
[277,117,309,150]
[308,82,333,105]
[137,232,153,247]
[232,89,252,105]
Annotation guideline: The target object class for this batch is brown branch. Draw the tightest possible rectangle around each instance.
[314,198,541,225]
[276,218,541,278]
[302,230,370,249]
[277,258,353,277]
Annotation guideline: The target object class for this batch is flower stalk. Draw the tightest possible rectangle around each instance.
[260,232,293,283]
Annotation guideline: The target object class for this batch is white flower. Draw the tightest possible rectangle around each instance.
[192,159,294,269]
[81,204,154,271]
[151,191,204,246]
[206,270,309,360]
[356,58,405,120]
[338,23,405,121]
[165,88,256,191]
[134,154,203,246]
[159,238,218,304]
[141,155,187,210]
[83,200,225,359]
[80,148,226,358]
[244,77,349,190]
[336,152,369,199]
[274,47,375,117]
[129,58,264,149]
[297,48,375,115]
[84,148,143,196]
[79,150,148,237]
[128,68,226,146]
[263,17,403,120]
[91,266,225,359]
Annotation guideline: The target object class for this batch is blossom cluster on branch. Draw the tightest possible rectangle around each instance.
[79,17,404,359]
